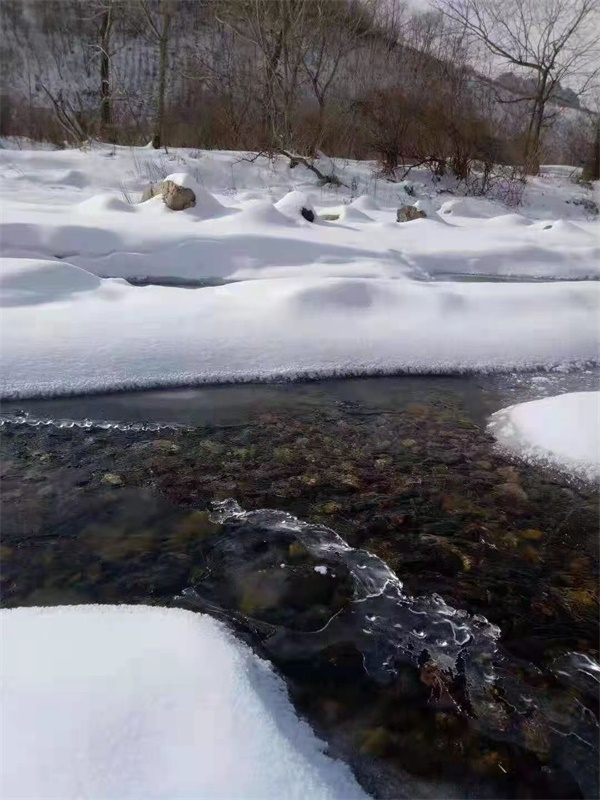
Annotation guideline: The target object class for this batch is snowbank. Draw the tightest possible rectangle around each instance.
[0,257,101,306]
[1,145,599,398]
[1,258,598,398]
[1,605,367,800]
[488,391,600,480]
[2,145,597,282]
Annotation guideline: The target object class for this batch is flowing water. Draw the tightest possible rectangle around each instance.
[1,373,598,798]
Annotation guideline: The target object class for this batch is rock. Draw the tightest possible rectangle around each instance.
[397,205,426,223]
[300,207,315,222]
[151,439,180,453]
[497,465,520,482]
[161,179,196,211]
[493,481,529,504]
[101,473,123,487]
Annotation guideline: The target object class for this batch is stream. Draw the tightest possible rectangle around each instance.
[1,373,598,799]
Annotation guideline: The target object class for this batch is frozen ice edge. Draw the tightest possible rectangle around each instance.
[2,359,597,402]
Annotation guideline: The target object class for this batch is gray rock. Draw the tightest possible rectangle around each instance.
[102,473,123,487]
[493,481,529,505]
[161,179,196,211]
[397,205,426,223]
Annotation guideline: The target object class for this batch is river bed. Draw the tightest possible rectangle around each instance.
[1,373,598,799]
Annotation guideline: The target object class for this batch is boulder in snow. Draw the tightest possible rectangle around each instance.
[162,179,196,211]
[397,205,426,223]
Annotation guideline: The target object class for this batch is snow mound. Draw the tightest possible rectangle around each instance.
[275,190,315,221]
[349,194,380,211]
[162,172,228,218]
[0,257,101,306]
[488,391,600,480]
[540,219,592,236]
[440,197,501,218]
[318,204,374,223]
[1,605,367,800]
[484,213,533,227]
[56,169,88,188]
[237,200,292,226]
[77,193,136,213]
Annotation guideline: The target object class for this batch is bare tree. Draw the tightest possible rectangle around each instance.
[82,0,117,135]
[215,0,312,152]
[299,0,374,155]
[139,0,175,148]
[436,0,600,173]
[98,2,114,131]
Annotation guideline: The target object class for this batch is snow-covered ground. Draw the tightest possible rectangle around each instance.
[489,391,600,480]
[0,142,598,396]
[1,605,368,800]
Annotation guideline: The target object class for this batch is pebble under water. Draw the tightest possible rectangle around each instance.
[1,375,598,799]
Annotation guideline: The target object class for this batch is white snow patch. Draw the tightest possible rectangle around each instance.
[77,193,136,214]
[488,391,600,480]
[440,197,502,218]
[314,566,328,576]
[0,605,368,800]
[0,145,599,398]
[0,257,101,306]
[236,200,292,227]
[275,190,315,221]
[318,204,374,223]
[1,262,597,398]
[349,195,380,212]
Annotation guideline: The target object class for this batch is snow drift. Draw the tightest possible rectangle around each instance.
[488,391,600,480]
[1,258,598,398]
[0,605,367,800]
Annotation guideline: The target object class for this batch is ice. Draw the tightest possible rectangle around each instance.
[488,391,600,480]
[0,605,368,800]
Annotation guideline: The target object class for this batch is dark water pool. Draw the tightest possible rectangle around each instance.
[1,374,598,798]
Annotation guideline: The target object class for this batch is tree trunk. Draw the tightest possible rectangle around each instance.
[311,95,326,157]
[582,115,600,182]
[154,2,172,149]
[99,6,112,137]
[524,76,547,175]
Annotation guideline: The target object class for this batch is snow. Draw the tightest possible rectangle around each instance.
[314,566,328,575]
[275,189,315,221]
[160,171,229,219]
[0,143,598,397]
[488,391,600,480]
[1,605,368,800]
[0,257,101,306]
[1,257,597,398]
